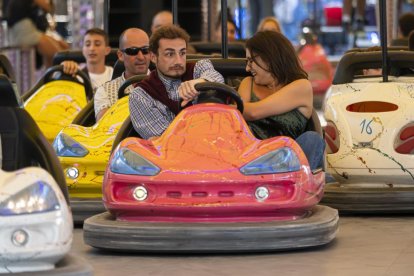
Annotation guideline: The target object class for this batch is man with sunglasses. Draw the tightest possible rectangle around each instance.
[129,25,224,139]
[94,28,151,120]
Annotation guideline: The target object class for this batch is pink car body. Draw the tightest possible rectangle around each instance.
[103,104,325,223]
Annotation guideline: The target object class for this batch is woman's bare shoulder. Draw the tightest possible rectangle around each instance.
[238,76,253,102]
[238,76,253,90]
[286,79,313,94]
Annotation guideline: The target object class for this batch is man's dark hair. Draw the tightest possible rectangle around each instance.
[149,25,190,54]
[246,31,307,86]
[84,28,109,46]
[399,13,414,37]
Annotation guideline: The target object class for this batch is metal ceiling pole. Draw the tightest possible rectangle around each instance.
[379,0,388,82]
[221,0,228,59]
[206,0,212,41]
[172,0,178,25]
[313,0,318,31]
[237,0,242,39]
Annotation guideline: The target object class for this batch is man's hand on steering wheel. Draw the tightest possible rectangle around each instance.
[178,78,205,107]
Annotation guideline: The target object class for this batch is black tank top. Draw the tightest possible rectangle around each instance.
[247,83,308,140]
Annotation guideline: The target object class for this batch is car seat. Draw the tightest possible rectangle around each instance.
[190,41,246,58]
[21,65,93,102]
[0,74,69,203]
[0,54,16,82]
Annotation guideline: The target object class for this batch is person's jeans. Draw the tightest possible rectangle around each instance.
[295,131,325,171]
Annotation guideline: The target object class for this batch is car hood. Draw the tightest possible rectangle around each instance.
[121,104,302,172]
[59,96,129,152]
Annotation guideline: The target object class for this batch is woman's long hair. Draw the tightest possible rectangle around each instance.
[246,31,307,86]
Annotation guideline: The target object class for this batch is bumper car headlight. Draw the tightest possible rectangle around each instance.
[110,148,160,176]
[240,147,300,175]
[0,181,60,216]
[52,133,88,157]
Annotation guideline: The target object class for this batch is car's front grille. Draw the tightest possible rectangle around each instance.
[166,190,235,198]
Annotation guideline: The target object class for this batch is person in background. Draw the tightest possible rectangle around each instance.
[150,10,197,54]
[297,29,333,105]
[409,29,414,50]
[214,9,238,42]
[391,12,414,46]
[94,28,150,121]
[257,16,281,33]
[237,31,324,170]
[273,0,307,44]
[62,28,113,91]
[342,0,366,32]
[6,0,69,68]
[151,10,173,34]
[129,25,224,139]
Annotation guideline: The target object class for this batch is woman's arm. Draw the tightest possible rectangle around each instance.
[242,79,313,121]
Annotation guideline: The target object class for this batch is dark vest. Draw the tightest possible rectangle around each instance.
[136,63,196,115]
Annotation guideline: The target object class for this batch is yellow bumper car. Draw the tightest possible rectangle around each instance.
[52,76,143,223]
[23,65,93,143]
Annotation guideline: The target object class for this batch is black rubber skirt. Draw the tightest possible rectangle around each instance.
[321,183,414,213]
[70,198,105,224]
[83,205,338,253]
[13,254,93,276]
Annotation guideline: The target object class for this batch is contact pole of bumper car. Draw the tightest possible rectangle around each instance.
[207,0,212,40]
[379,0,388,82]
[172,0,178,25]
[237,0,242,39]
[221,0,229,59]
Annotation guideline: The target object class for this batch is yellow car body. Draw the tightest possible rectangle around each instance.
[55,96,129,198]
[25,80,88,143]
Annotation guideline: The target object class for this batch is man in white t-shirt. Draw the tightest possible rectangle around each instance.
[94,28,151,120]
[62,28,113,91]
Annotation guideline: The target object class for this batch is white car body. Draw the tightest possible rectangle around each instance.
[324,76,414,186]
[0,167,73,273]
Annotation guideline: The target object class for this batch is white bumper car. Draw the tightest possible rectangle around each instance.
[322,50,414,212]
[0,167,73,273]
[0,74,92,274]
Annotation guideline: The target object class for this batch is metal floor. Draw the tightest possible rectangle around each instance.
[70,214,414,276]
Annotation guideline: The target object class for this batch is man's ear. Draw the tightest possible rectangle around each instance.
[104,46,111,56]
[117,49,124,62]
[150,52,157,64]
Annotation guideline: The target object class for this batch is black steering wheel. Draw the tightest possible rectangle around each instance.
[118,74,147,99]
[42,65,93,101]
[194,82,244,113]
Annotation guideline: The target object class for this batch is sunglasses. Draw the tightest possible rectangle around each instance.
[121,46,150,56]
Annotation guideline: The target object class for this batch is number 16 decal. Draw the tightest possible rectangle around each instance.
[360,119,373,134]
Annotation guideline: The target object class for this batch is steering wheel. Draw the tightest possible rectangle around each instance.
[194,82,244,113]
[118,74,147,99]
[42,65,93,101]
